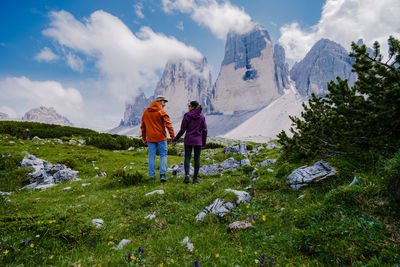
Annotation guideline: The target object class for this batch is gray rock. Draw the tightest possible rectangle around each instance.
[225,189,251,203]
[266,143,280,149]
[92,219,104,229]
[350,176,359,186]
[273,43,290,94]
[115,239,131,249]
[257,159,277,167]
[21,153,78,189]
[182,236,194,252]
[199,164,222,175]
[0,191,11,195]
[168,162,194,176]
[196,198,235,221]
[287,161,337,190]
[224,143,247,155]
[221,157,240,170]
[228,220,253,231]
[145,190,165,196]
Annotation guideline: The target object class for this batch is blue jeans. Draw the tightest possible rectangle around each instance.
[147,140,167,178]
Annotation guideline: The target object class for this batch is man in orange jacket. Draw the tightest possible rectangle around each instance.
[141,95,175,182]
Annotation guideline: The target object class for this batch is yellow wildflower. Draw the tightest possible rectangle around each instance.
[30,243,34,248]
[109,235,114,239]
[216,253,220,258]
[171,259,175,263]
[49,255,54,259]
[160,263,164,267]
[3,250,9,255]
[262,215,266,222]
[107,241,113,245]
[130,255,136,260]
[246,205,249,209]
[294,209,298,212]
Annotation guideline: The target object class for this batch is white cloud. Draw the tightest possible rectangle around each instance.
[162,0,255,39]
[66,52,84,72]
[134,3,145,18]
[42,10,203,102]
[34,47,59,62]
[0,76,84,124]
[177,21,184,31]
[279,0,400,62]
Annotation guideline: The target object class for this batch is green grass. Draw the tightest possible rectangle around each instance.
[0,133,399,266]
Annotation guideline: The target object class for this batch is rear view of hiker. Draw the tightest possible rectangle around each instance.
[141,95,175,182]
[172,101,207,184]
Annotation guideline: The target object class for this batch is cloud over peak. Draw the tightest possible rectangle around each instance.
[279,0,400,62]
[162,0,255,39]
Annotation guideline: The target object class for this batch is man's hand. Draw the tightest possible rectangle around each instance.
[142,139,147,145]
[172,141,177,146]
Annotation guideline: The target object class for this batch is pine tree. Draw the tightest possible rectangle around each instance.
[278,36,400,157]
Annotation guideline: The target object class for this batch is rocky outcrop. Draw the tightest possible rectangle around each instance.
[20,153,79,189]
[290,38,357,97]
[22,106,73,126]
[287,161,337,190]
[210,25,282,115]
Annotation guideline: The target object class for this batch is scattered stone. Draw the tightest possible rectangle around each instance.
[182,236,194,252]
[8,141,15,144]
[36,184,57,189]
[225,189,251,203]
[221,157,241,170]
[114,239,131,250]
[196,198,234,221]
[298,194,305,199]
[167,162,193,176]
[145,190,165,196]
[145,210,159,220]
[82,183,91,187]
[245,185,252,190]
[266,143,280,149]
[127,147,135,151]
[94,172,107,178]
[251,176,259,182]
[92,219,104,229]
[257,159,277,167]
[350,176,359,186]
[0,191,11,195]
[63,187,72,190]
[287,161,337,190]
[252,168,258,175]
[267,168,274,173]
[199,164,222,175]
[224,143,247,155]
[228,221,253,231]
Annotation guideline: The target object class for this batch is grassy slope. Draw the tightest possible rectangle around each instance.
[0,134,399,266]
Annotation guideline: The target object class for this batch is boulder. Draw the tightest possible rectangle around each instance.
[228,221,253,231]
[224,143,248,155]
[92,219,104,229]
[287,161,337,190]
[225,189,251,203]
[257,159,277,167]
[196,198,235,221]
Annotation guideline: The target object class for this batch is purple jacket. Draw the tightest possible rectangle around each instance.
[173,109,207,146]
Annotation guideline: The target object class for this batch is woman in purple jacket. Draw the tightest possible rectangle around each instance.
[172,101,207,184]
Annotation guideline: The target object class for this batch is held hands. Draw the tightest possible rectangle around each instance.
[172,141,177,146]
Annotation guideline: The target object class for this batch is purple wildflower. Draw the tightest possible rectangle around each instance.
[231,200,237,205]
[248,215,251,219]
[194,260,200,267]
[21,241,26,246]
[232,213,235,219]
[126,253,132,261]
[269,258,275,265]
[139,246,144,254]
[90,242,94,246]
[137,225,140,230]
[260,254,266,266]
[124,199,127,203]
[252,216,256,221]
[27,240,32,245]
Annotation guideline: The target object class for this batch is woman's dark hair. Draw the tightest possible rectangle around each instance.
[189,101,202,110]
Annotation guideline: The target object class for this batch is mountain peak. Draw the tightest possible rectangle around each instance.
[22,106,73,126]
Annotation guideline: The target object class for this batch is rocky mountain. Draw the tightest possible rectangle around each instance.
[210,25,284,115]
[273,44,290,94]
[22,106,73,126]
[119,91,152,127]
[0,112,9,120]
[116,57,212,130]
[290,38,357,97]
[154,57,213,122]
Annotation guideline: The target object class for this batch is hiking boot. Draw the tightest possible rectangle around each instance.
[193,177,199,184]
[183,175,190,184]
[160,174,168,182]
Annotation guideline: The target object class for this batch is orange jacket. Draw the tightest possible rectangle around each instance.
[141,101,175,142]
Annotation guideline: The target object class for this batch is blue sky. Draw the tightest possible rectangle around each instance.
[1,0,399,130]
